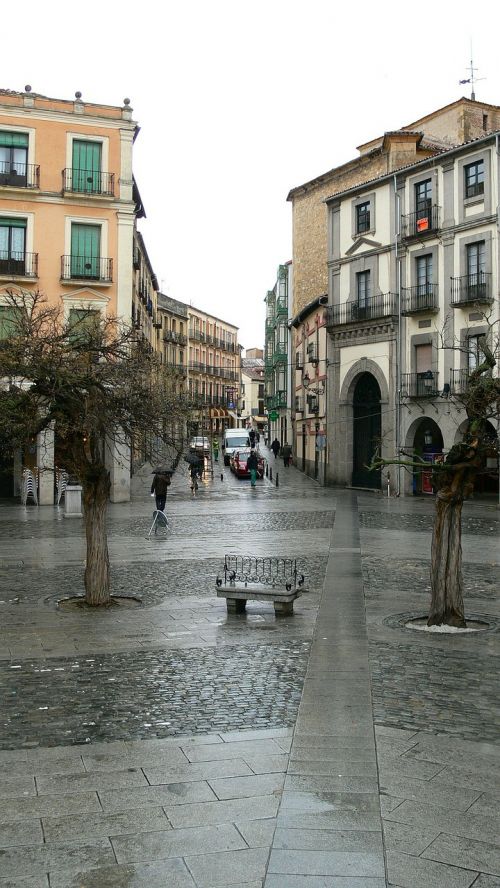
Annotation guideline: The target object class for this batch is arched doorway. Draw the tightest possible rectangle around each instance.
[412,419,444,495]
[352,373,381,489]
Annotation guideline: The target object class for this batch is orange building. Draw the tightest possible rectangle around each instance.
[0,86,140,502]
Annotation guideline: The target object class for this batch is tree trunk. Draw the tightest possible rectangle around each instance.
[428,486,466,627]
[83,468,111,606]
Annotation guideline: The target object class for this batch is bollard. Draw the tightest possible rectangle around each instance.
[276,472,279,488]
[221,473,224,481]
[269,468,273,483]
[265,463,268,478]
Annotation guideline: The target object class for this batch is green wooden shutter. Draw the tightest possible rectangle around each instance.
[0,132,29,147]
[71,224,100,278]
[72,140,102,193]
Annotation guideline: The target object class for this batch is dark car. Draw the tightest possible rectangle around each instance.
[230,448,265,479]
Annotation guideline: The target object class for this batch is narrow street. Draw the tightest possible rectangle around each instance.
[0,451,499,887]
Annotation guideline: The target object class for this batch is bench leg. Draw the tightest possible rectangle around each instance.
[274,601,293,616]
[226,598,246,614]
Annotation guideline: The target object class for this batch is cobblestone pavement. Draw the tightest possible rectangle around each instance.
[359,508,500,536]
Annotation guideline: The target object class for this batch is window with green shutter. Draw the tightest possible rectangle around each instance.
[71,140,102,193]
[0,131,28,186]
[0,217,27,275]
[68,308,100,344]
[0,305,22,340]
[70,223,101,279]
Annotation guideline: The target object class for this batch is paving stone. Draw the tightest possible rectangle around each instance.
[235,818,277,848]
[472,876,500,887]
[83,747,189,771]
[0,757,86,778]
[382,819,440,855]
[0,819,43,848]
[273,828,383,852]
[184,847,269,886]
[0,837,115,879]
[377,755,445,781]
[429,767,500,796]
[36,768,148,795]
[42,807,170,842]
[467,794,500,818]
[379,776,482,811]
[0,777,36,799]
[208,773,284,800]
[285,775,378,794]
[182,740,286,763]
[386,849,479,888]
[265,878,386,888]
[0,792,101,824]
[0,876,49,888]
[384,799,500,846]
[288,759,377,775]
[268,849,385,877]
[98,780,217,813]
[143,759,253,785]
[242,755,288,774]
[111,823,246,864]
[48,858,196,888]
[422,832,500,877]
[166,794,280,829]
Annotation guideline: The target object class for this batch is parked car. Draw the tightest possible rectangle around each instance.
[230,448,265,479]
[189,436,210,454]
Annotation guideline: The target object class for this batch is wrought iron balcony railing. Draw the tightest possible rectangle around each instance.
[326,292,398,327]
[61,255,113,283]
[0,252,38,278]
[451,272,493,307]
[0,162,40,189]
[401,284,439,315]
[401,205,440,238]
[401,371,440,398]
[62,169,115,197]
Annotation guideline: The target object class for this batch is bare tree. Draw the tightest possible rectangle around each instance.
[0,290,191,606]
[372,330,499,628]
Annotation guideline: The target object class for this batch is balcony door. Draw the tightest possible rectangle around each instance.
[0,131,28,186]
[352,372,381,489]
[466,241,486,298]
[0,217,26,275]
[72,140,102,193]
[70,223,100,279]
[355,270,371,319]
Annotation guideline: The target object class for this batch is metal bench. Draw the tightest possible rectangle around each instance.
[216,555,306,615]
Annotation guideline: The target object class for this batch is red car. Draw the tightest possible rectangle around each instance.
[230,448,265,479]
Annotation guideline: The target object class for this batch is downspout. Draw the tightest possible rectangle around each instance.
[496,134,500,510]
[394,173,402,496]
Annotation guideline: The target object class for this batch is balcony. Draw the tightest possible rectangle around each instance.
[326,293,398,327]
[273,346,287,365]
[276,297,287,316]
[401,205,440,239]
[401,284,439,315]
[0,162,39,189]
[191,361,206,373]
[62,169,115,197]
[0,252,38,279]
[190,329,205,342]
[401,371,440,398]
[451,273,493,307]
[61,255,113,283]
[449,369,470,395]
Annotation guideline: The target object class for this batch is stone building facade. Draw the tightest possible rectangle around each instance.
[325,129,500,497]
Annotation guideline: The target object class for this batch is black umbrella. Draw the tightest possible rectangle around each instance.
[151,466,174,475]
[183,452,202,466]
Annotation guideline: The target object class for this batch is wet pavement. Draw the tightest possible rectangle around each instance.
[0,449,499,887]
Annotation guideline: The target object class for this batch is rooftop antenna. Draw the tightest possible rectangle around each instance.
[459,42,485,100]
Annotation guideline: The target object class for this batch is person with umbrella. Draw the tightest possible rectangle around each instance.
[151,468,173,512]
[184,451,203,492]
[271,438,281,459]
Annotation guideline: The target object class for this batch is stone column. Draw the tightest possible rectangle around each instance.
[36,425,55,506]
[106,433,131,503]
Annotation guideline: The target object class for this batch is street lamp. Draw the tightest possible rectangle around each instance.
[302,371,310,387]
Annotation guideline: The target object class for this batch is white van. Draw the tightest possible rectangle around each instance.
[223,428,250,466]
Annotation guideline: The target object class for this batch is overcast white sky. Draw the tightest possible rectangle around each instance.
[3,0,500,350]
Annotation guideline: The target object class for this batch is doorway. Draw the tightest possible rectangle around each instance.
[352,373,381,488]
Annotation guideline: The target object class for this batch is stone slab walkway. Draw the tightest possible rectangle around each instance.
[0,458,499,887]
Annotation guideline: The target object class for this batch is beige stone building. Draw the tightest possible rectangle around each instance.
[241,349,266,433]
[187,306,241,434]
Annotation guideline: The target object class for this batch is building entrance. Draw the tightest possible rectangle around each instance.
[352,373,381,489]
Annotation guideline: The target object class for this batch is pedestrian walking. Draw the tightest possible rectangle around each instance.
[151,471,172,512]
[271,438,281,459]
[213,437,219,462]
[247,449,259,488]
[249,428,256,449]
[282,442,292,467]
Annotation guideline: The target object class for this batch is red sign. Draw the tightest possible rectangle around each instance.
[417,217,429,232]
